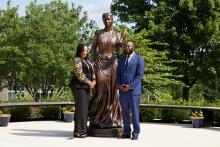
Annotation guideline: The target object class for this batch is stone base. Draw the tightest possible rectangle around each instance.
[88,127,123,137]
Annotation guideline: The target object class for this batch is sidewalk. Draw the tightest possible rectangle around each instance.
[0,121,220,147]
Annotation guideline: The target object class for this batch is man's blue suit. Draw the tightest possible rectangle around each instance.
[116,52,145,137]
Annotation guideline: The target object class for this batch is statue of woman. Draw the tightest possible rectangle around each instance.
[89,13,124,128]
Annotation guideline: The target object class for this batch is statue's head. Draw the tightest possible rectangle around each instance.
[102,12,113,28]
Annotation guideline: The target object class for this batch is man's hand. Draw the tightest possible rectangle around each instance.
[118,84,130,92]
[117,85,124,90]
[122,84,130,92]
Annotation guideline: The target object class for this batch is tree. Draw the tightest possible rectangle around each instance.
[118,27,183,98]
[111,0,152,31]
[19,0,88,98]
[0,4,24,94]
[0,0,97,99]
[112,0,220,101]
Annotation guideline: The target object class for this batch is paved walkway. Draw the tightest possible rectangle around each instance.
[0,121,220,147]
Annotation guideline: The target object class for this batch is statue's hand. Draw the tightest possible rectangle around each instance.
[120,27,127,42]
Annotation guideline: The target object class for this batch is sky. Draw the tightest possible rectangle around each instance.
[0,0,112,27]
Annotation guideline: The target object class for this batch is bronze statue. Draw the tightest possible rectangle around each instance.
[89,13,124,129]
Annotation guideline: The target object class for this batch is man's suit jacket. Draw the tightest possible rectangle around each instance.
[116,53,145,95]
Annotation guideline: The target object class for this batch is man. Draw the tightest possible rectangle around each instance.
[116,41,145,140]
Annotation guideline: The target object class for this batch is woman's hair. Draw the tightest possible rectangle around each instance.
[75,43,87,58]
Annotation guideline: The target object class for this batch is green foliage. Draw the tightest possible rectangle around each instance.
[139,107,194,122]
[80,20,99,46]
[111,0,149,30]
[160,109,191,122]
[112,0,220,101]
[12,97,35,102]
[145,101,220,124]
[39,106,61,120]
[213,111,220,122]
[40,90,73,102]
[191,110,204,117]
[0,5,24,93]
[173,109,191,122]
[160,109,173,122]
[123,29,183,95]
[143,98,220,107]
[153,89,174,102]
[0,108,10,114]
[19,0,88,98]
[189,83,218,102]
[140,108,156,122]
[0,0,97,100]
[9,107,32,121]
[62,106,75,113]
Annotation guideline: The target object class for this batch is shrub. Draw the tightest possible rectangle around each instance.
[173,109,191,122]
[192,110,204,117]
[10,107,32,121]
[213,111,220,124]
[62,106,75,114]
[0,108,10,114]
[161,108,173,122]
[39,106,61,120]
[140,108,155,122]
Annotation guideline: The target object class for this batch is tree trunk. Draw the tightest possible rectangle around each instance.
[215,74,219,99]
[183,86,189,101]
[183,74,189,101]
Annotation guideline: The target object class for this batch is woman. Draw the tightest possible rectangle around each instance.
[89,12,124,129]
[69,44,96,138]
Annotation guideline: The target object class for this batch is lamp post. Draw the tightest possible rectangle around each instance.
[48,90,51,99]
[38,88,43,101]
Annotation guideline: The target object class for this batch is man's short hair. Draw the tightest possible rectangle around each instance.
[124,41,135,48]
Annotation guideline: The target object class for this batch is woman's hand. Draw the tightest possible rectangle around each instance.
[87,80,96,89]
[91,80,96,89]
[86,80,93,88]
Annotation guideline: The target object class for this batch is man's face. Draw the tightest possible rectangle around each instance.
[102,15,113,28]
[124,42,134,55]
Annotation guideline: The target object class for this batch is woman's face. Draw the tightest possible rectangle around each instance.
[103,15,113,28]
[80,46,88,59]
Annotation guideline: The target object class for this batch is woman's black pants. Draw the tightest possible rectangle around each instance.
[72,88,90,134]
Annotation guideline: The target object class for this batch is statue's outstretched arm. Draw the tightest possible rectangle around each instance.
[120,27,127,44]
[116,28,127,53]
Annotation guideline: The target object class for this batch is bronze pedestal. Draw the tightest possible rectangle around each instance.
[88,127,123,137]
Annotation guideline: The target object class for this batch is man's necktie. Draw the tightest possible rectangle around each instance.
[125,55,129,69]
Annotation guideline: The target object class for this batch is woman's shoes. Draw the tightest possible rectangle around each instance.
[74,133,87,138]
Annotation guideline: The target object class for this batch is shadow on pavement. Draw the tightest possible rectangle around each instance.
[11,129,73,138]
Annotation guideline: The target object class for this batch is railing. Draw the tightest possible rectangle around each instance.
[1,102,219,123]
[0,102,75,121]
[139,104,220,111]
[0,102,220,111]
[0,102,74,108]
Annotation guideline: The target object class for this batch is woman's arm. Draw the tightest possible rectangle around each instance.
[72,57,89,83]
